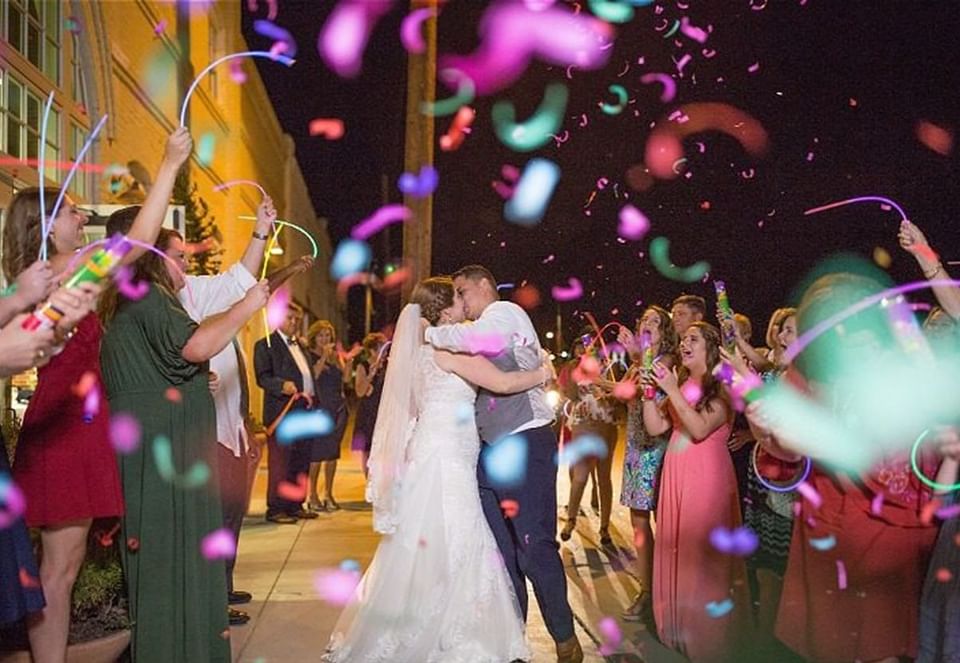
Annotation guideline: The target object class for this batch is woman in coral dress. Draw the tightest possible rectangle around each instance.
[644,322,751,662]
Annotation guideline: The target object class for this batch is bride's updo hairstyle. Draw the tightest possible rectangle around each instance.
[410,276,454,325]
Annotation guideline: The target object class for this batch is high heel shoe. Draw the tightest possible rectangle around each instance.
[599,526,613,547]
[308,499,327,513]
[560,518,576,542]
[326,497,341,511]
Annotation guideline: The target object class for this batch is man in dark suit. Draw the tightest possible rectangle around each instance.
[254,303,320,524]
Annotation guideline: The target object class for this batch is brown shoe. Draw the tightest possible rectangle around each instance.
[556,635,583,663]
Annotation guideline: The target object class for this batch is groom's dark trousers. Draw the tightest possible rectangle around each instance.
[477,424,575,643]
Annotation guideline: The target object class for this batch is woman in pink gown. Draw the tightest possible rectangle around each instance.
[643,321,751,662]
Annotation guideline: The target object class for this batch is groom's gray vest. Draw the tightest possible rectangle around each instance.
[475,350,548,443]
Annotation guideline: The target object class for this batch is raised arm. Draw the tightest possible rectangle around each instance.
[424,304,514,353]
[652,363,729,441]
[435,350,548,394]
[181,280,268,363]
[240,196,277,277]
[899,220,960,319]
[266,256,314,293]
[122,129,193,263]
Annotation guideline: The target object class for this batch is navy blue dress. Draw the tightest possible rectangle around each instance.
[0,435,45,625]
[310,355,346,462]
[352,358,385,454]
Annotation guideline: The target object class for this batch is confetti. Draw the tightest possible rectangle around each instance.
[165,387,182,403]
[253,19,298,58]
[397,166,439,197]
[423,69,476,117]
[551,277,583,302]
[197,133,216,166]
[278,473,308,502]
[464,331,509,356]
[649,236,710,283]
[266,286,290,332]
[588,0,635,23]
[308,118,345,139]
[809,534,837,551]
[439,105,476,151]
[597,616,622,655]
[836,560,847,590]
[618,204,650,240]
[83,384,101,424]
[709,526,759,556]
[556,434,608,465]
[796,481,823,509]
[318,0,394,78]
[115,265,150,301]
[0,475,26,529]
[330,239,372,280]
[504,158,561,226]
[350,204,413,241]
[640,72,677,103]
[109,413,142,454]
[492,83,568,152]
[599,84,628,115]
[152,435,210,489]
[400,8,436,54]
[481,434,528,488]
[276,410,335,446]
[500,499,520,518]
[915,120,954,156]
[705,598,734,618]
[314,565,361,606]
[439,2,613,96]
[201,528,236,560]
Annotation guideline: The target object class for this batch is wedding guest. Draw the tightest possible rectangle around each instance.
[99,227,268,662]
[103,198,309,625]
[0,279,100,629]
[353,332,388,477]
[746,273,939,663]
[559,335,619,547]
[255,304,320,524]
[670,294,706,336]
[616,305,677,624]
[1,128,191,663]
[898,220,960,318]
[306,320,348,512]
[645,322,751,662]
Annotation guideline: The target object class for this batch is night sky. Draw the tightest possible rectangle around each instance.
[242,1,960,346]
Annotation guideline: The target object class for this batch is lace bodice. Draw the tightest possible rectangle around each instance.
[414,345,476,412]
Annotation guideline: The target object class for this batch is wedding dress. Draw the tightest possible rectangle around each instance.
[323,343,529,663]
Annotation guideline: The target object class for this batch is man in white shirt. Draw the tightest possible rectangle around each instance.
[424,264,582,663]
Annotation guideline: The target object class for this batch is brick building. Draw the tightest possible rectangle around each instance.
[0,0,343,423]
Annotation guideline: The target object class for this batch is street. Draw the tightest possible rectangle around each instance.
[229,422,687,663]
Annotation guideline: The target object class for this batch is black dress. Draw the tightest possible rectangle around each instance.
[352,358,386,453]
[310,355,346,462]
[918,490,960,663]
[0,435,45,625]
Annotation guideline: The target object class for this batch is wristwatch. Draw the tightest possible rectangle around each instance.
[252,230,269,241]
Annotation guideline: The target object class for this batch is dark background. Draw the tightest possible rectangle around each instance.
[242,1,960,348]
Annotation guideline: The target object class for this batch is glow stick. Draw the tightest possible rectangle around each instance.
[42,114,109,259]
[804,195,908,223]
[214,179,267,200]
[239,216,320,258]
[38,92,54,261]
[179,52,295,127]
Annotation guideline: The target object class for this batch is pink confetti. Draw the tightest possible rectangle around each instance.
[618,204,650,240]
[598,616,622,656]
[680,381,702,406]
[115,265,149,301]
[314,567,361,606]
[552,277,583,302]
[266,286,290,332]
[836,560,847,590]
[109,413,142,454]
[350,204,413,241]
[915,120,954,156]
[154,19,167,36]
[308,118,345,139]
[201,528,236,560]
[0,478,26,529]
[464,331,508,356]
[229,60,248,84]
[83,384,100,423]
[675,53,692,74]
[400,8,436,54]
[679,17,708,43]
[870,492,883,516]
[318,0,395,78]
[440,106,476,152]
[640,73,677,103]
[796,481,822,509]
[747,62,761,74]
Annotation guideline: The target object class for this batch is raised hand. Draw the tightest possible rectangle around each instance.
[241,279,270,313]
[256,195,278,233]
[163,127,194,169]
[652,359,679,394]
[897,220,929,255]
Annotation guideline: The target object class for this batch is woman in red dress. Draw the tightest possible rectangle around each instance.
[746,273,939,663]
[1,128,191,662]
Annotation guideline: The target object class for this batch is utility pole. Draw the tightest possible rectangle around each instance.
[401,0,438,301]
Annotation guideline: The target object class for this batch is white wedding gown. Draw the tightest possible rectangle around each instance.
[324,346,530,663]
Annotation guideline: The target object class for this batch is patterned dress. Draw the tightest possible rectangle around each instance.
[620,396,668,510]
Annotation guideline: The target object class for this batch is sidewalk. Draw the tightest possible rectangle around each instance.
[229,426,683,662]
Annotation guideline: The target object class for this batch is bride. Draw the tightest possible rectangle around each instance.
[323,277,550,663]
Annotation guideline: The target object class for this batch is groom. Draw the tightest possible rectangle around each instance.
[424,265,582,663]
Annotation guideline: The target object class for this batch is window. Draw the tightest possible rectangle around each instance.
[0,70,60,183]
[69,123,88,198]
[2,0,61,84]
[70,31,87,109]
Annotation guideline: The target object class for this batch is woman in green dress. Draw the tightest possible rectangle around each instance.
[99,228,268,662]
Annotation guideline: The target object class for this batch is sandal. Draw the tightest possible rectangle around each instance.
[599,526,613,547]
[560,518,576,542]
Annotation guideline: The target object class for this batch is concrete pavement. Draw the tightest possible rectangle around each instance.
[228,425,686,662]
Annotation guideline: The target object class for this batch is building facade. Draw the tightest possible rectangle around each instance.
[0,0,343,424]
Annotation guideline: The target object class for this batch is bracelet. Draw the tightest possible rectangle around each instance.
[923,263,943,280]
[252,230,270,241]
